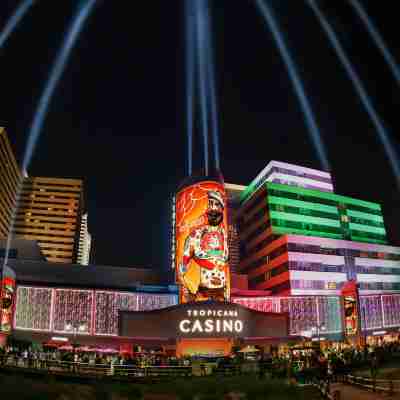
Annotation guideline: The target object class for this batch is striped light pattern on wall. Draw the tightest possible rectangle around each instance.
[266,182,386,244]
[241,234,400,295]
[14,286,178,336]
[241,160,334,204]
[234,293,400,335]
[232,296,342,336]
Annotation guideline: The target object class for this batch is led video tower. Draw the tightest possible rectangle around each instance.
[175,175,230,303]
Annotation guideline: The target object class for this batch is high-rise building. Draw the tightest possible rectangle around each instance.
[240,160,334,206]
[224,183,246,273]
[77,212,91,265]
[237,161,400,296]
[0,128,22,238]
[13,176,84,263]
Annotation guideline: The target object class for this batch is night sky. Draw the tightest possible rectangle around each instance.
[1,1,400,272]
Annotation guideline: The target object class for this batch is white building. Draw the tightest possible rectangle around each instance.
[77,213,91,265]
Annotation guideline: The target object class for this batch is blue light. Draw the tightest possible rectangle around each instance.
[307,0,400,188]
[22,0,97,173]
[185,0,195,175]
[0,0,35,49]
[350,0,400,86]
[203,4,221,172]
[3,0,97,268]
[194,0,210,175]
[255,0,330,172]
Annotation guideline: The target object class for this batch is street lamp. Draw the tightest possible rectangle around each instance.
[65,320,87,350]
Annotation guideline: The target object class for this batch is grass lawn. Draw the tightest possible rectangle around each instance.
[0,372,321,400]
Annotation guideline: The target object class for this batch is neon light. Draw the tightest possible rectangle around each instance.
[267,182,382,210]
[347,209,384,223]
[273,226,343,239]
[270,210,341,227]
[268,196,339,214]
[349,223,386,235]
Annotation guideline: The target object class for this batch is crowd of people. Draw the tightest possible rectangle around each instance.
[0,346,189,371]
[268,340,400,383]
[1,340,400,381]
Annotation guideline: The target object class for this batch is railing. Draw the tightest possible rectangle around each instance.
[344,374,399,395]
[0,356,192,379]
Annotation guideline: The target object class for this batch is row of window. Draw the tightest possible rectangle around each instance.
[359,282,400,291]
[11,229,75,238]
[249,261,400,289]
[244,243,288,272]
[244,221,271,244]
[349,216,384,228]
[269,203,339,221]
[238,205,268,232]
[286,242,400,260]
[357,266,400,275]
[291,280,345,290]
[273,180,331,193]
[267,188,382,216]
[244,233,279,257]
[240,188,267,215]
[351,229,386,241]
[271,218,342,234]
[270,166,332,184]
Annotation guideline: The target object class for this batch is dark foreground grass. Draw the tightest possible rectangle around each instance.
[0,372,321,400]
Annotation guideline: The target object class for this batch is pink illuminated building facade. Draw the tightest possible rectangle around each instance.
[237,161,399,297]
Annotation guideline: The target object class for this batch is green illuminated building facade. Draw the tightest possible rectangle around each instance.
[237,161,399,296]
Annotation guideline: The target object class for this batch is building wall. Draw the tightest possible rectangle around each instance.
[239,234,400,295]
[0,128,22,238]
[13,177,84,263]
[239,182,386,249]
[233,293,400,337]
[77,213,91,265]
[14,285,400,340]
[240,160,334,205]
[225,183,245,273]
[14,286,178,337]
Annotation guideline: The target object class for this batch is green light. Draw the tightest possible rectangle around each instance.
[240,182,266,204]
[351,236,387,245]
[347,209,384,222]
[349,223,386,235]
[272,226,343,239]
[268,195,339,214]
[270,210,341,227]
[267,182,382,210]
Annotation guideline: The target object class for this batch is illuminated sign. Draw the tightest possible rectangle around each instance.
[0,275,16,334]
[344,295,358,336]
[119,302,289,340]
[178,309,243,334]
[175,181,230,303]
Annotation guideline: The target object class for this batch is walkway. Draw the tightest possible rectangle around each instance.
[330,382,399,399]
